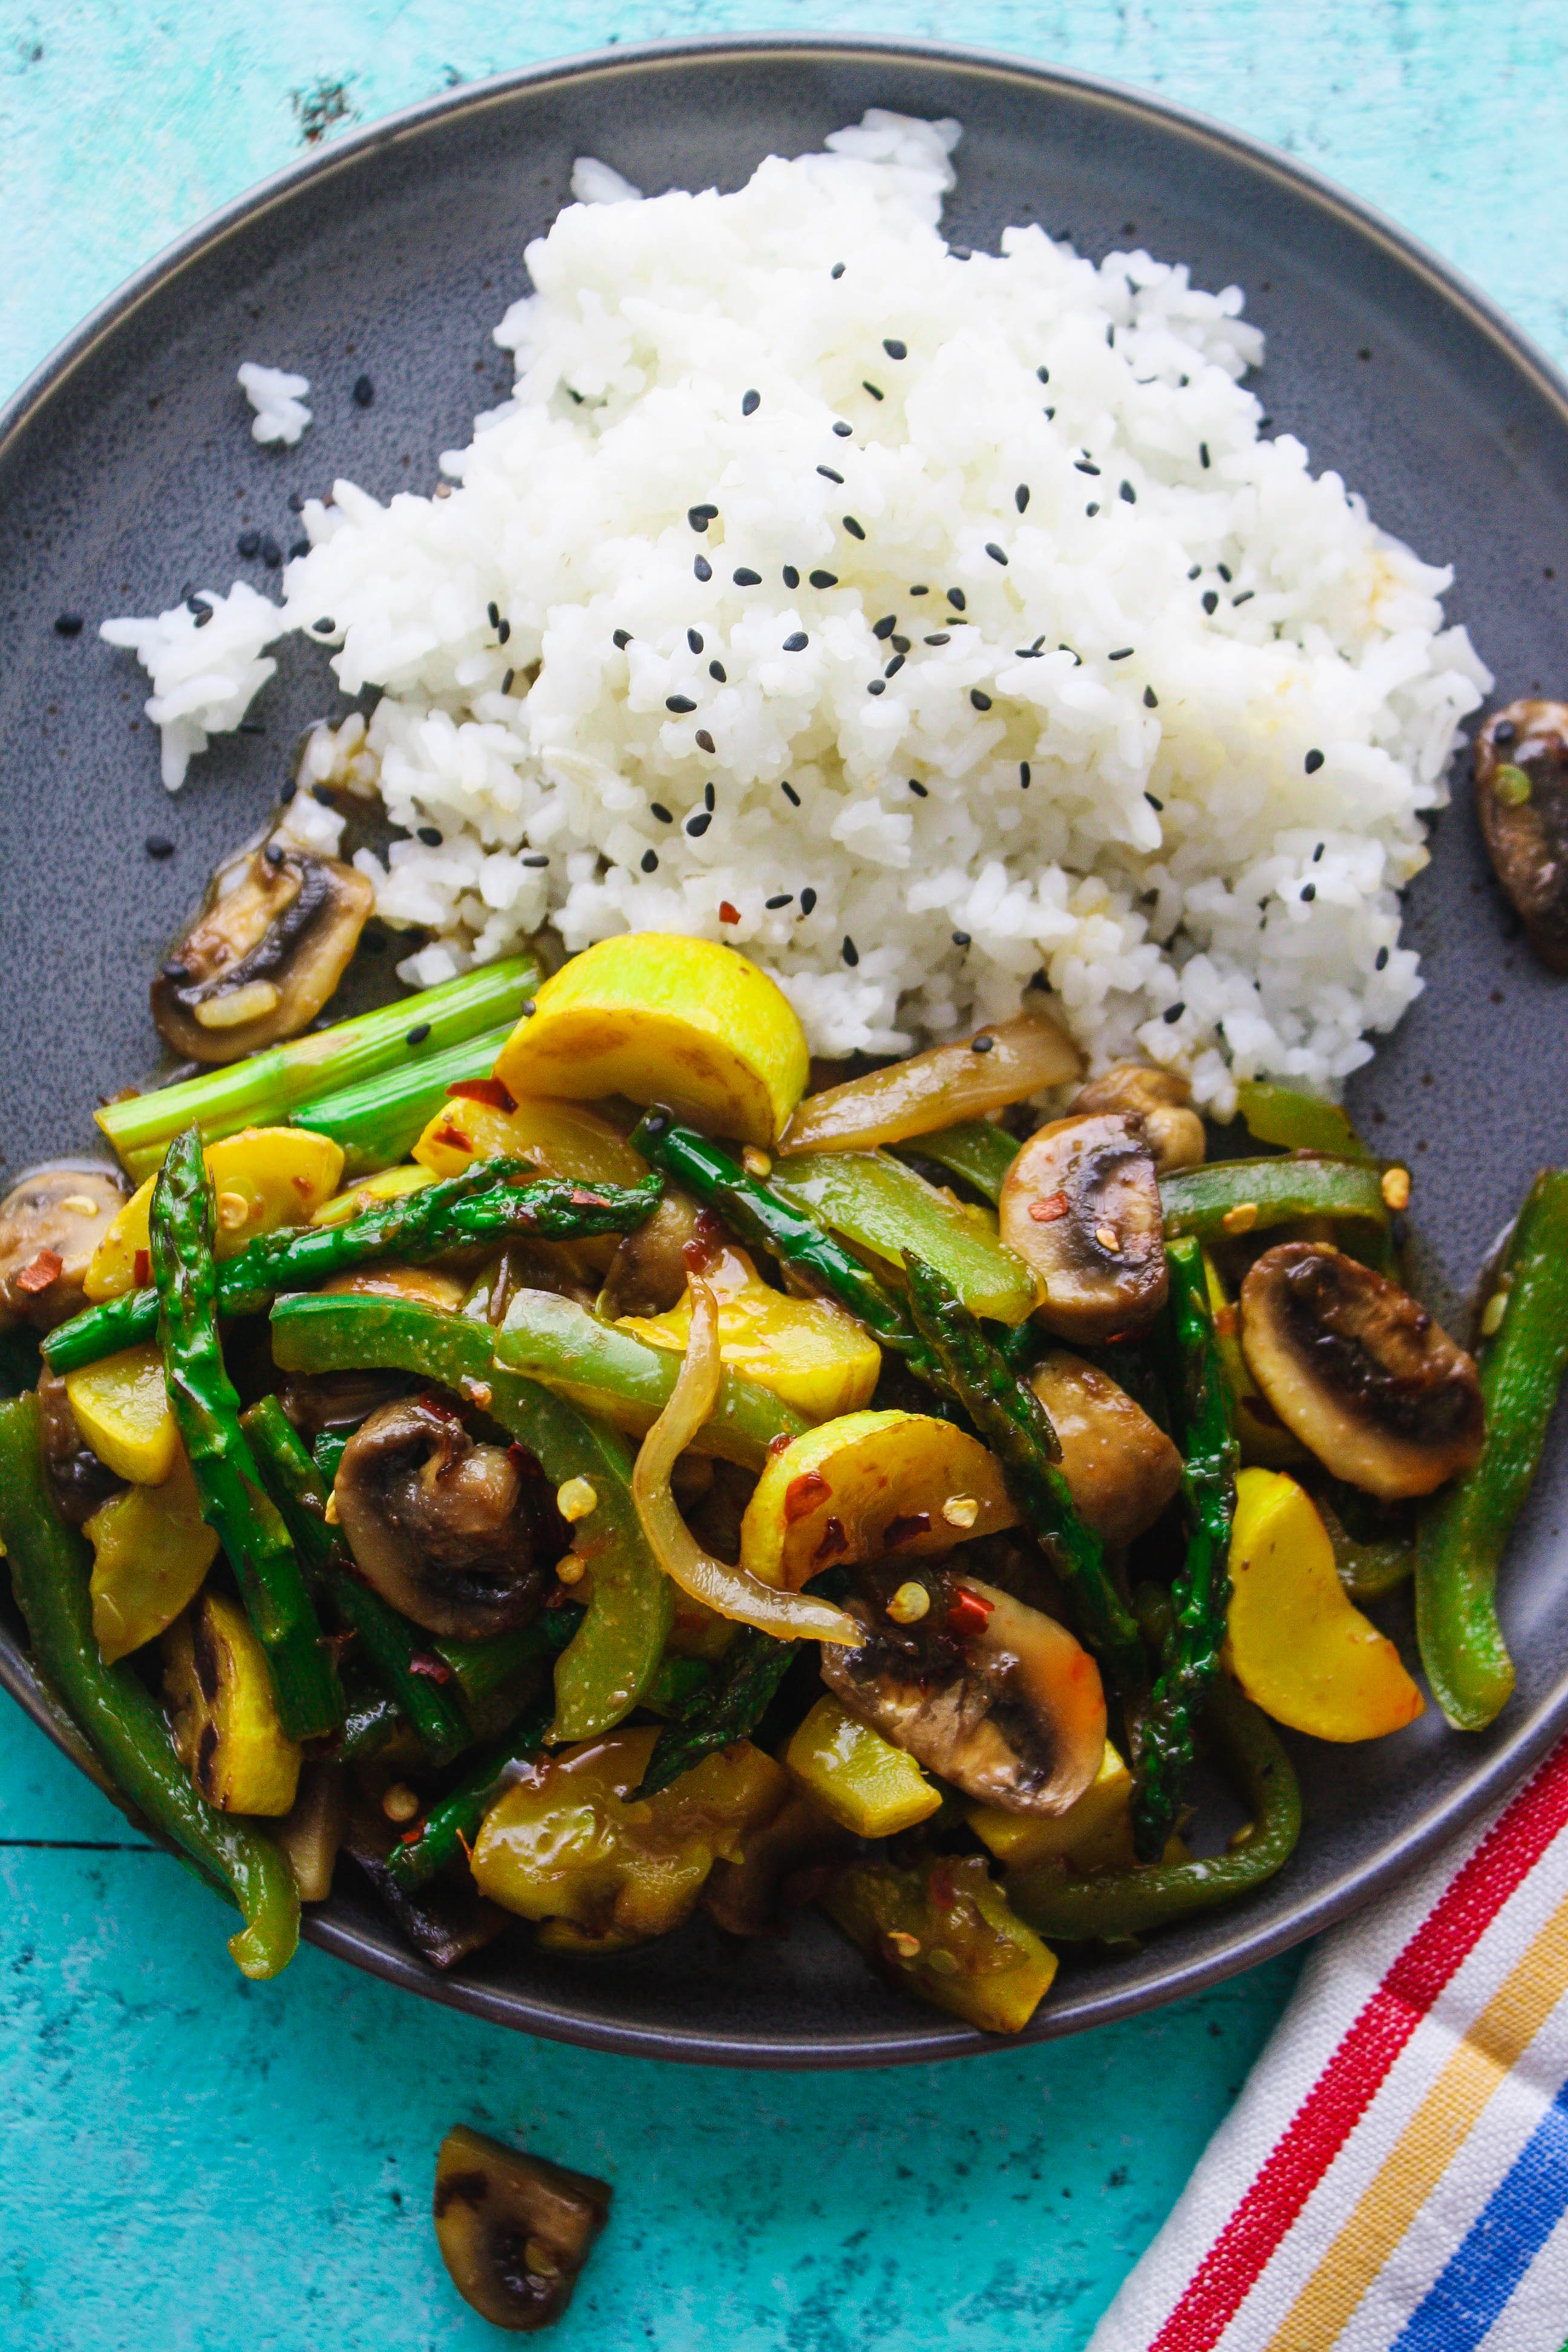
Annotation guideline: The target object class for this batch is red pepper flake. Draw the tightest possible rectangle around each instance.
[929,1863,956,1912]
[408,1653,453,1684]
[766,1431,795,1459]
[132,1249,152,1287]
[946,1586,995,1638]
[431,1124,469,1152]
[291,1172,314,1196]
[446,1076,517,1112]
[1214,1303,1238,1339]
[718,900,740,924]
[399,1824,426,1844]
[812,1514,848,1567]
[14,1248,63,1294]
[882,1510,932,1549]
[455,1828,474,1864]
[1028,1191,1071,1224]
[682,1207,727,1276]
[784,1470,831,1524]
[569,1187,610,1208]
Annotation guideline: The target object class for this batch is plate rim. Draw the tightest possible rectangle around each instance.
[6,28,1567,2068]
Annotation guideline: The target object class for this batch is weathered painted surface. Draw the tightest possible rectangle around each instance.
[1,3,1561,2345]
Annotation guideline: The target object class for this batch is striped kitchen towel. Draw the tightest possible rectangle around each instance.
[1089,1736,1568,2351]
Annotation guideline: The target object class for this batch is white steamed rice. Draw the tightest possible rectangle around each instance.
[103,110,1493,1111]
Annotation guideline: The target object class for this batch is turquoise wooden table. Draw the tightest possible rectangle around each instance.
[3,5,1564,2345]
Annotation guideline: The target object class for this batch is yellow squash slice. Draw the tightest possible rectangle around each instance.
[618,1244,880,1423]
[785,1696,941,1837]
[65,1341,178,1484]
[162,1590,302,1815]
[412,1093,647,1189]
[739,1408,1016,1590]
[967,1739,1134,1872]
[85,1449,219,1663]
[85,1128,344,1300]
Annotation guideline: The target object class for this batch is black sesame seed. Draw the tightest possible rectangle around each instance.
[862,381,884,400]
[488,601,500,629]
[1187,564,1203,581]
[1163,1002,1185,1024]
[161,962,191,984]
[947,588,966,612]
[704,782,716,812]
[1376,946,1390,970]
[1301,882,1317,903]
[1014,485,1031,516]
[1108,647,1134,661]
[666,694,697,713]
[1044,407,1056,420]
[1075,460,1100,476]
[613,629,632,648]
[520,852,549,870]
[733,568,762,586]
[742,389,760,416]
[908,779,929,798]
[817,466,844,484]
[641,849,659,872]
[1019,761,1031,789]
[313,785,334,806]
[1202,591,1219,615]
[1232,591,1253,607]
[832,420,853,438]
[783,632,809,652]
[238,529,261,558]
[694,556,712,580]
[518,999,536,1019]
[952,930,971,947]
[279,779,294,798]
[782,566,799,589]
[970,690,992,711]
[313,616,335,634]
[1037,365,1050,383]
[696,730,716,753]
[1200,443,1210,469]
[884,654,905,678]
[499,665,514,696]
[909,584,928,595]
[1305,748,1325,774]
[891,636,910,655]
[709,661,727,682]
[497,618,511,642]
[1120,481,1136,504]
[688,505,717,532]
[405,1023,431,1045]
[924,633,950,647]
[1145,792,1164,811]
[872,615,897,641]
[651,803,672,823]
[831,262,846,279]
[416,826,443,846]
[1086,505,1100,517]
[781,781,802,808]
[192,607,214,629]
[842,935,860,965]
[289,492,305,514]
[1218,565,1232,583]
[1144,686,1158,708]
[686,811,712,838]
[688,628,704,654]
[261,536,283,567]
[809,570,838,590]
[867,679,886,696]
[144,834,175,859]
[350,373,375,407]
[971,1034,994,1054]
[883,339,907,360]
[985,543,1008,566]
[843,517,866,540]
[766,892,793,909]
[800,886,817,913]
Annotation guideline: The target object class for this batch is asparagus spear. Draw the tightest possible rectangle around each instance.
[289,1022,517,1177]
[42,1165,664,1374]
[903,1258,1147,1691]
[1130,1235,1240,1860]
[149,1127,344,1740]
[633,1628,797,1800]
[386,1709,554,1894]
[98,955,540,1181]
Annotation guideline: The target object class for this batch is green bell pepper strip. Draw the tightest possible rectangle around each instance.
[769,1149,1036,1324]
[269,1290,673,1740]
[1159,1155,1390,1263]
[96,954,542,1182]
[151,1129,344,1742]
[1008,1656,1300,1942]
[240,1396,471,1765]
[290,1022,518,1177]
[1416,1169,1568,1731]
[1310,1480,1413,1602]
[0,1394,301,1979]
[633,1626,795,1799]
[1131,1236,1240,1860]
[903,1256,1147,1691]
[41,1164,664,1376]
[1233,1080,1372,1161]
[494,1287,808,1468]
[893,1119,1018,1207]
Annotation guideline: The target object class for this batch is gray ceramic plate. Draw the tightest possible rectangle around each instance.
[4,34,1567,2068]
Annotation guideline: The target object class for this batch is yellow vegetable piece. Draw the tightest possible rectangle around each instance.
[739,1408,1016,1590]
[84,1448,220,1664]
[785,1696,941,1837]
[162,1590,302,1815]
[1224,1466,1425,1742]
[819,1853,1057,2034]
[469,1726,788,1942]
[310,1163,434,1226]
[84,1127,344,1299]
[412,1093,647,1189]
[491,933,810,1146]
[618,1244,881,1422]
[968,1740,1134,1872]
[64,1341,178,1484]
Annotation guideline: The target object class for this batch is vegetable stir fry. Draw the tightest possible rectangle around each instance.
[2,920,1564,2037]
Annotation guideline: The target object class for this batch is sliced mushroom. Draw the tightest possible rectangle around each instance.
[433,2126,612,2334]
[0,1165,126,1332]
[820,1573,1105,1817]
[1473,699,1568,972]
[999,1114,1168,1342]
[595,1187,705,1318]
[1240,1243,1484,1500]
[279,1367,410,1437]
[333,1395,549,1639]
[36,1368,127,1526]
[151,832,373,1063]
[1070,1063,1206,1174]
[1030,1350,1183,1547]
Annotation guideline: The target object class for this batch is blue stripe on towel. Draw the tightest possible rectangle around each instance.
[1391,2071,1568,2352]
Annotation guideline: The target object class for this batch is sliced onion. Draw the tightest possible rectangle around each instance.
[630,1278,861,1645]
[779,1009,1082,1157]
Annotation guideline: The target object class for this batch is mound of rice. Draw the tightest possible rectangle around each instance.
[105,111,1492,1110]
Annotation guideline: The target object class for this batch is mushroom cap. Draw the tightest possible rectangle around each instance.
[151,838,373,1064]
[999,1113,1168,1341]
[433,2126,611,2333]
[1474,700,1568,973]
[0,1163,126,1332]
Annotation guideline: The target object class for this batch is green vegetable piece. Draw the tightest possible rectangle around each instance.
[634,1627,795,1798]
[96,955,542,1182]
[386,1708,555,1894]
[150,1129,343,1742]
[769,1149,1035,1324]
[903,1256,1146,1690]
[1233,1080,1372,1161]
[1416,1171,1568,1730]
[0,1394,300,1979]
[1159,1155,1391,1265]
[494,1287,808,1468]
[1310,1479,1414,1602]
[1008,1661,1300,1941]
[241,1396,471,1766]
[1131,1236,1239,1860]
[895,1119,1018,1206]
[290,1022,518,1177]
[269,1290,673,1740]
[819,1852,1057,2034]
[41,1163,664,1375]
